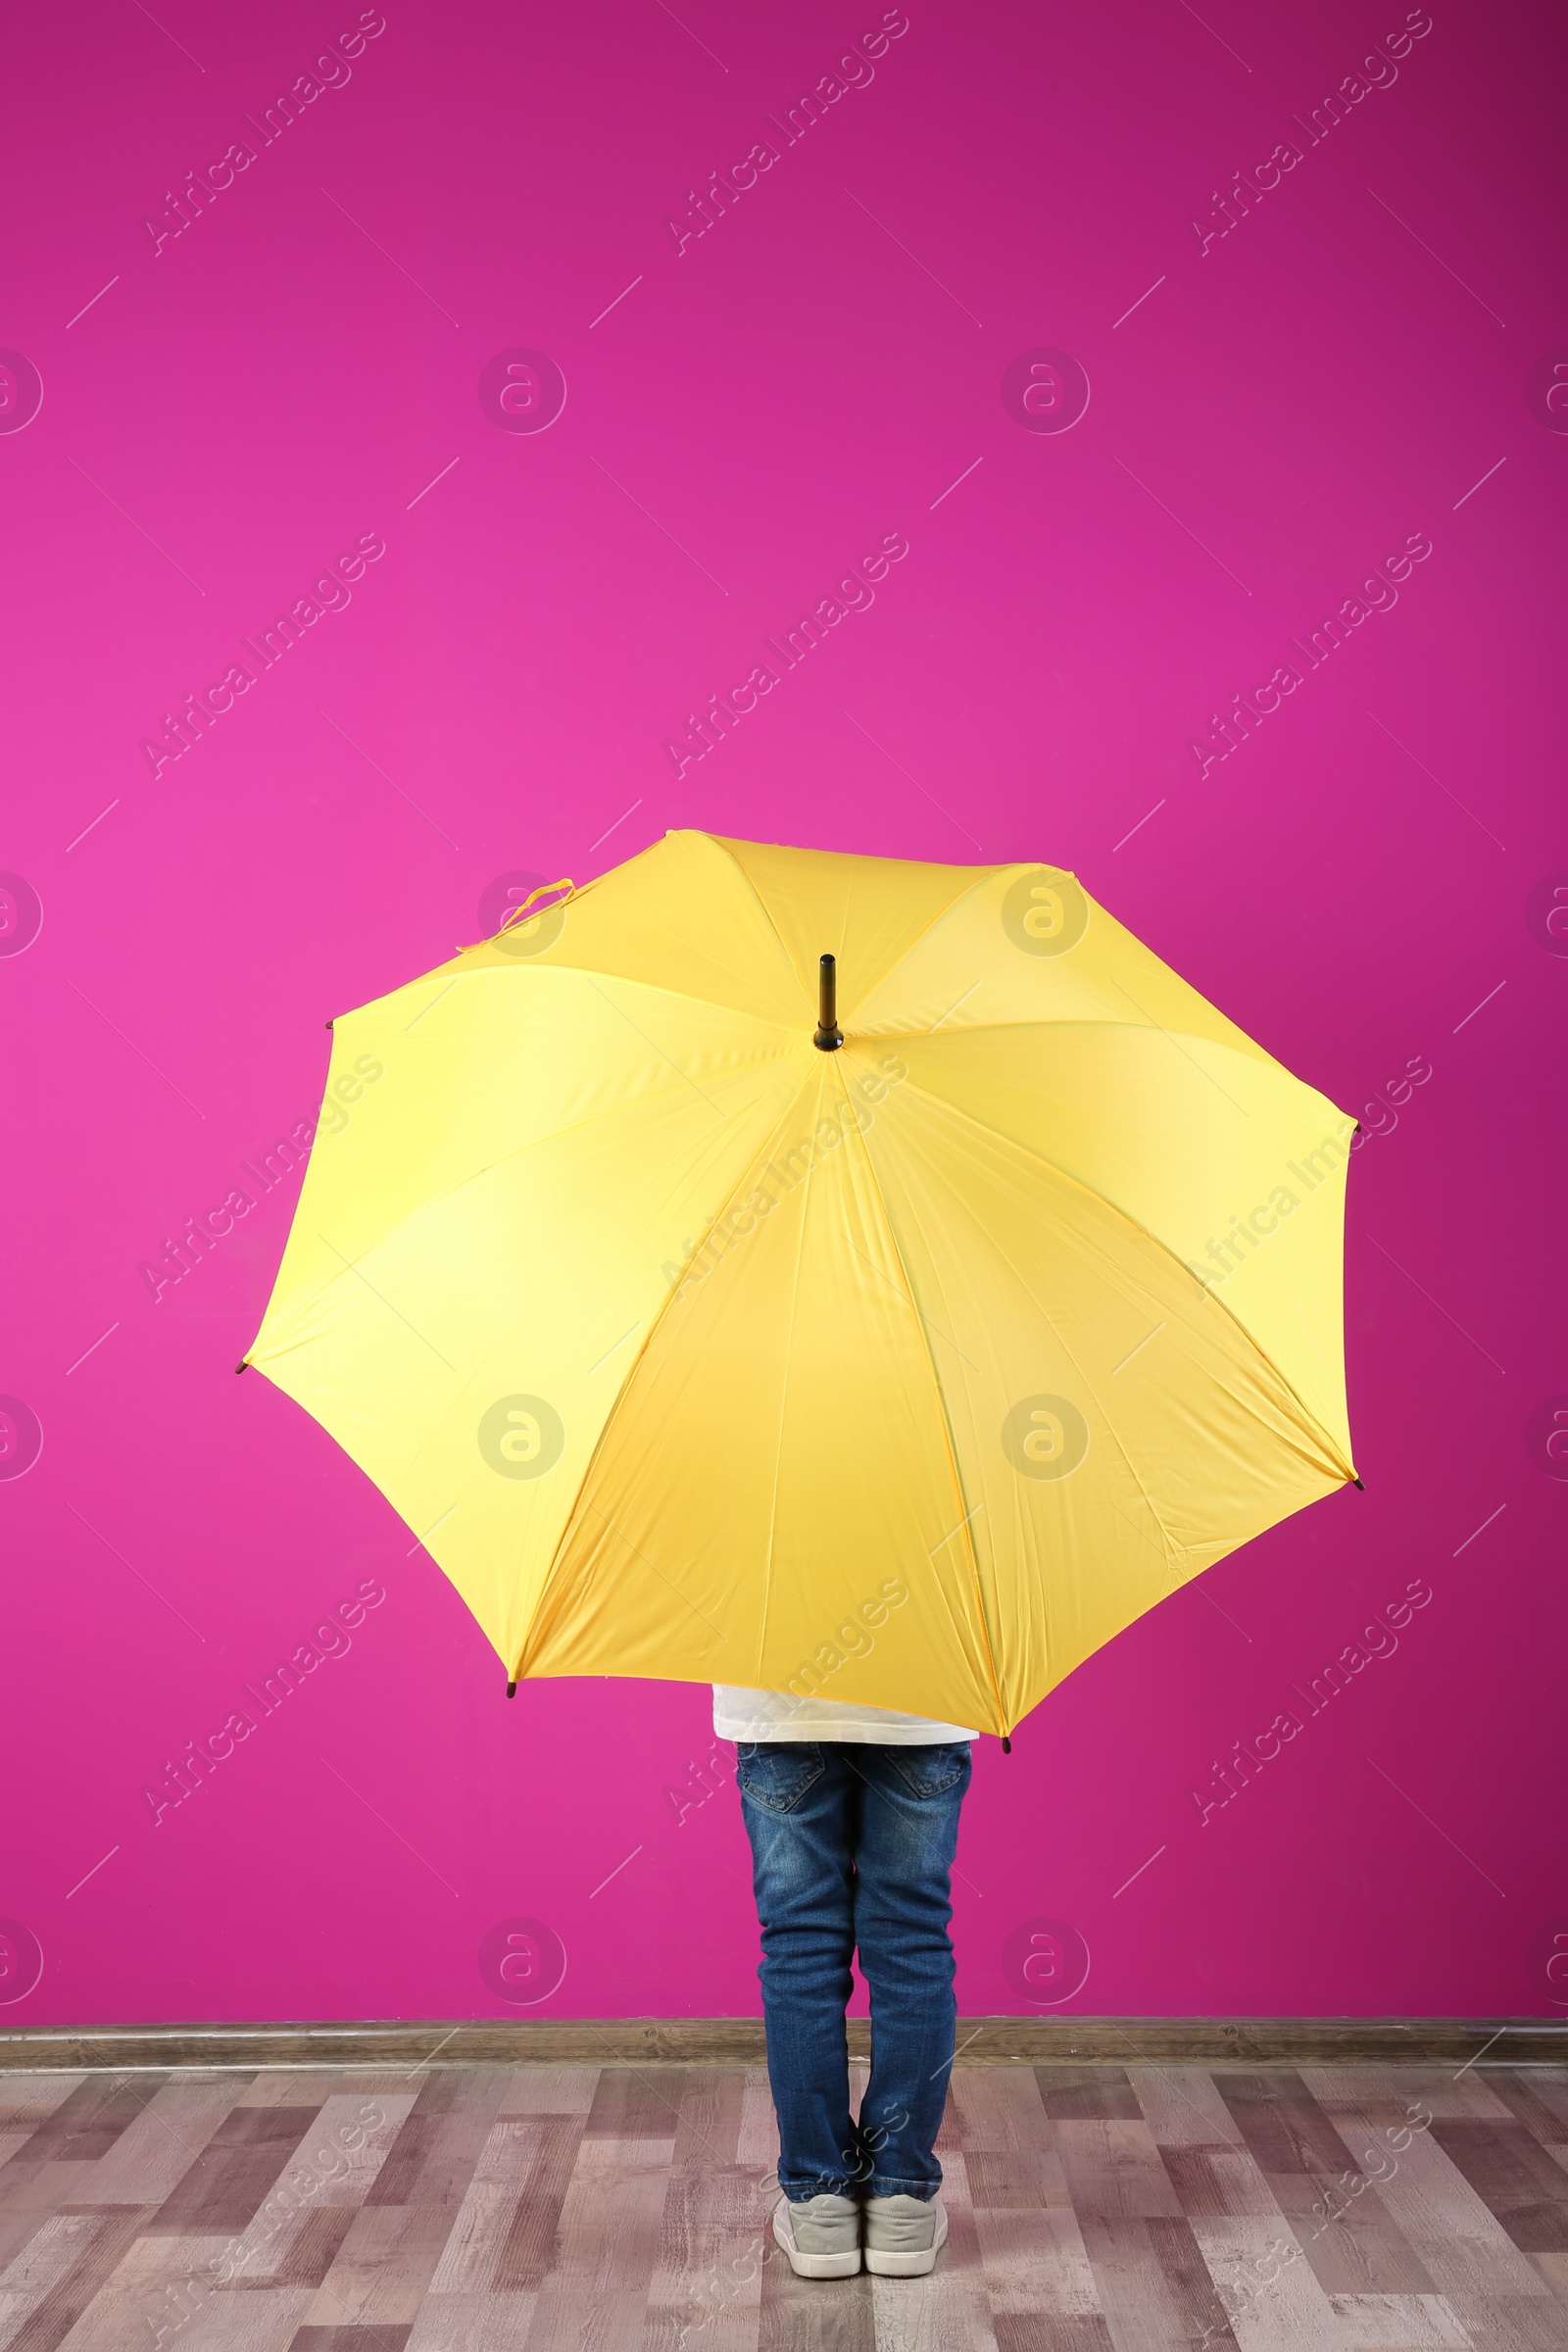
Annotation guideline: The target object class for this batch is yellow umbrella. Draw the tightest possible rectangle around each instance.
[243,831,1357,1738]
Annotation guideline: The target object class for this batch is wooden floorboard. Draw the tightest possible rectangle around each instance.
[0,2063,1555,2348]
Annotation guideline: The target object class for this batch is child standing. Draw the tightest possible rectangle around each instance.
[714,1680,975,2278]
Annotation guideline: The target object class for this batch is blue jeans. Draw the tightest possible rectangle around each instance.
[736,1739,971,2201]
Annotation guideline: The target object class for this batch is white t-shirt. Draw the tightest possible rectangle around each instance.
[712,1685,977,1744]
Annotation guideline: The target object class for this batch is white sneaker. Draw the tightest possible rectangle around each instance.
[771,2190,862,2278]
[863,2193,948,2276]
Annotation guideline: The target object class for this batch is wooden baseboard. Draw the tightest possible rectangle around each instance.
[0,2016,1562,2071]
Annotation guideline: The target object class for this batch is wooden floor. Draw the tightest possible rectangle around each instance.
[1,2060,1566,2350]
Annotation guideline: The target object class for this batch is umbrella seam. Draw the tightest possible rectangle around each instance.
[251,1051,804,1350]
[864,1109,1184,1721]
[845,1114,1012,1740]
[848,880,1287,1077]
[397,956,808,1039]
[753,1065,824,1687]
[710,833,1008,1022]
[903,1127,1191,1578]
[865,1019,1338,1107]
[836,859,1010,1024]
[513,1060,829,1686]
[866,1105,1338,1658]
[892,1071,1356,1485]
[705,834,817,1015]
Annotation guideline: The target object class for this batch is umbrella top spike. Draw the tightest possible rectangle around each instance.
[813,953,843,1052]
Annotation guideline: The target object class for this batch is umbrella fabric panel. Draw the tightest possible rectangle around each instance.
[714,834,1006,1011]
[248,983,812,1671]
[898,1022,1355,1469]
[442,828,810,1030]
[520,1052,1008,1733]
[259,966,802,1319]
[848,860,1284,1067]
[859,1078,1352,1727]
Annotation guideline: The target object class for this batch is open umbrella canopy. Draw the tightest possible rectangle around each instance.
[244,832,1357,1737]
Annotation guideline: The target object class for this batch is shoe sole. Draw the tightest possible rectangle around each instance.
[864,2213,948,2277]
[781,2247,862,2278]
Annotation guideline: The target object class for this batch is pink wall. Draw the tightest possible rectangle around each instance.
[2,0,1563,2028]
